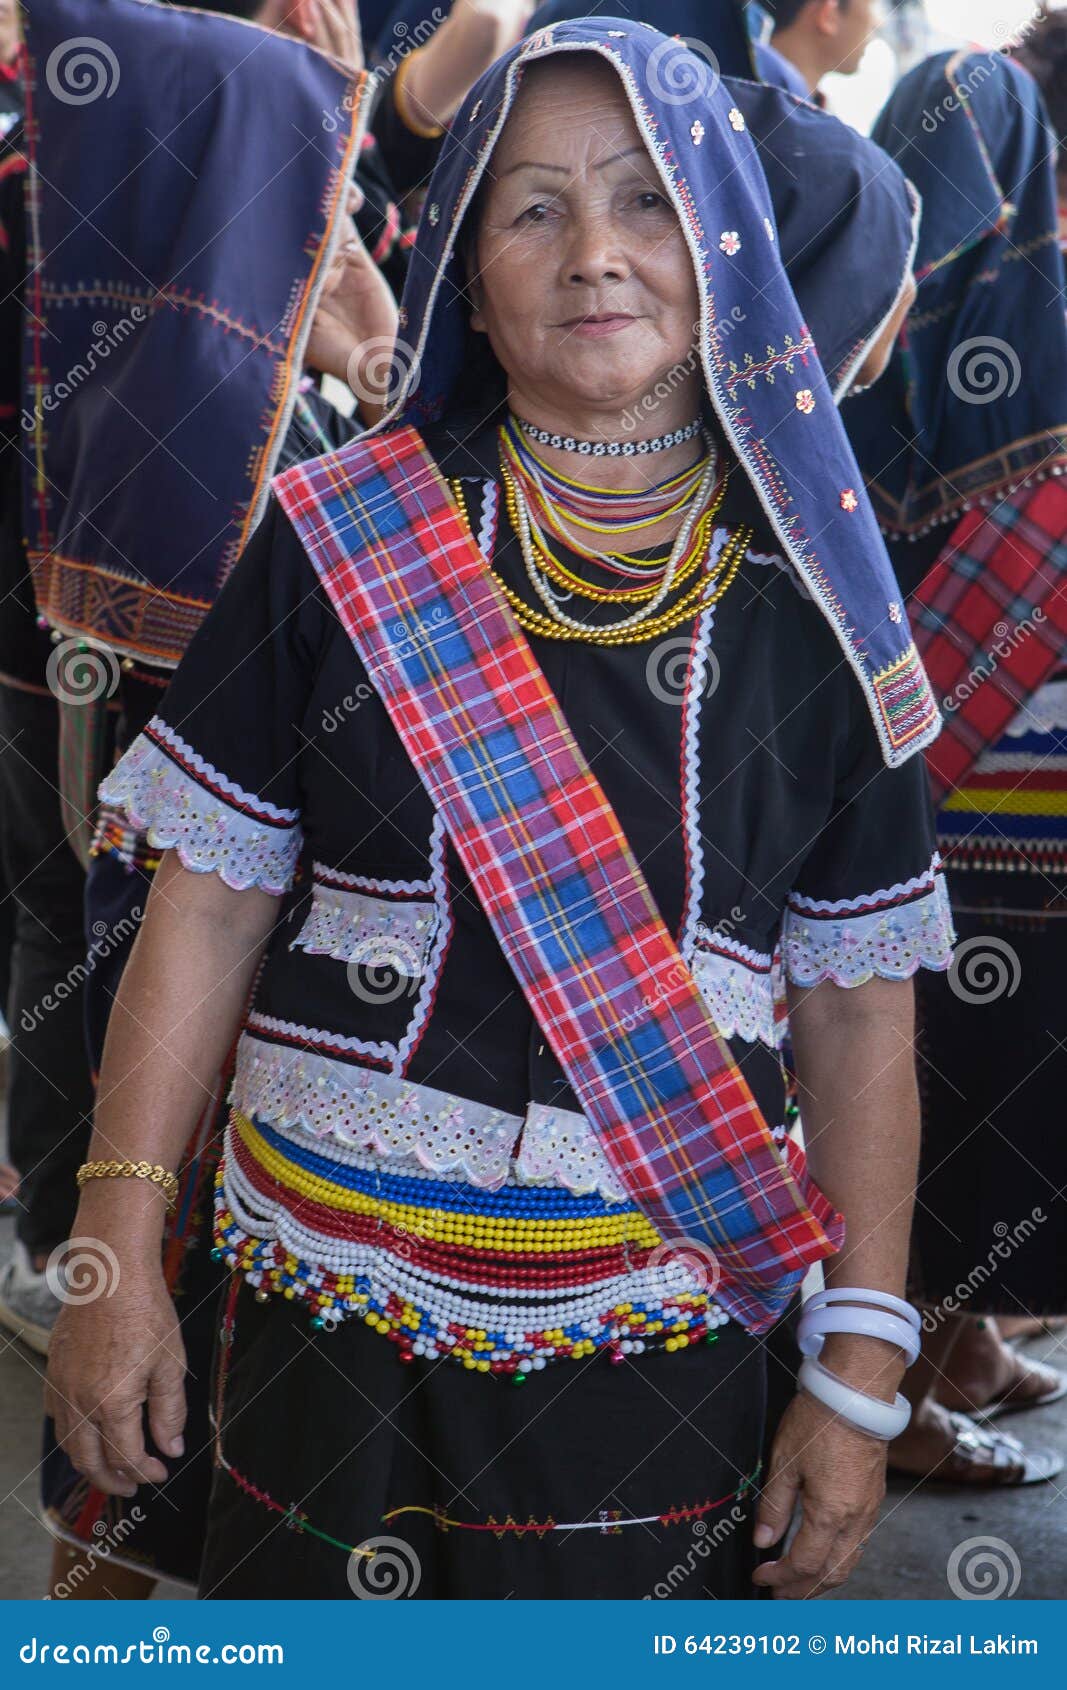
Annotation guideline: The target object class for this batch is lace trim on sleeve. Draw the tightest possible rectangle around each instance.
[782,872,955,988]
[98,722,302,894]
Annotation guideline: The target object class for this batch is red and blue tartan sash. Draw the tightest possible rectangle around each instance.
[273,425,844,1331]
[910,479,1067,803]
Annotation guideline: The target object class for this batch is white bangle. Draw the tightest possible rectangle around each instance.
[798,1355,911,1441]
[798,1305,921,1367]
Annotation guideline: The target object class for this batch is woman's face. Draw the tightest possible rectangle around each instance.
[469,60,702,428]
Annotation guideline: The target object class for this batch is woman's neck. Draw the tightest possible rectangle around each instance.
[506,385,706,493]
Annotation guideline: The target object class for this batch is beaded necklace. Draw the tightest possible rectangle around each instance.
[449,471,752,646]
[513,414,703,457]
[501,415,712,546]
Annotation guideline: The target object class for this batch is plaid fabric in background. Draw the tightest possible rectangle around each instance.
[910,478,1067,804]
[274,426,845,1335]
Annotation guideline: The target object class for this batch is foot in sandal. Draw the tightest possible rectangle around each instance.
[934,1316,1067,1418]
[889,1400,1063,1486]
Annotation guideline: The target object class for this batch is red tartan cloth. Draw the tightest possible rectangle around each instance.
[908,478,1067,802]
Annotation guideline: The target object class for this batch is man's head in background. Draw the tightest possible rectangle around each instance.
[1011,6,1067,195]
[766,0,882,94]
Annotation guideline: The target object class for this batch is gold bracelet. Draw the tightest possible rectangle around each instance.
[76,1160,179,1211]
[392,50,445,141]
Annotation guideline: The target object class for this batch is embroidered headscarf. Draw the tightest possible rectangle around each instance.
[845,48,1067,536]
[21,0,363,668]
[382,17,939,767]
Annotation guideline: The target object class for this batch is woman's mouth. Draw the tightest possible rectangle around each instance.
[558,313,636,338]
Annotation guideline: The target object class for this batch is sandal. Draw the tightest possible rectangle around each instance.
[888,1411,1063,1486]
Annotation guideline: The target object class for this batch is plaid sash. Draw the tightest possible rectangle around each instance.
[273,426,844,1331]
[910,479,1067,802]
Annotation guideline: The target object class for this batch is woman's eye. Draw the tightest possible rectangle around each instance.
[518,201,556,224]
[634,190,668,210]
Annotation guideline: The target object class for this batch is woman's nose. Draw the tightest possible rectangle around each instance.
[562,212,628,286]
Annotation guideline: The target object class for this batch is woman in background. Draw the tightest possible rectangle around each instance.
[847,46,1067,1487]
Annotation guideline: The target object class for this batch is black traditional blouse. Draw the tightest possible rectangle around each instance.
[101,419,955,1374]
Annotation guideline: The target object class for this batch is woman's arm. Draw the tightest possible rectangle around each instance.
[850,269,916,391]
[752,972,920,1599]
[44,852,279,1498]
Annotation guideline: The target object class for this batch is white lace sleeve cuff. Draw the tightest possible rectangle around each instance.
[782,857,955,987]
[98,717,302,894]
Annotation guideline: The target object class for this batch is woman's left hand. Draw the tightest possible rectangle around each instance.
[751,1391,887,1598]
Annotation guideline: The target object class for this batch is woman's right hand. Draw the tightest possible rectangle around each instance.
[44,1252,187,1498]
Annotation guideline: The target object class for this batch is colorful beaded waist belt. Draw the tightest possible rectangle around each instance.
[213,1109,731,1376]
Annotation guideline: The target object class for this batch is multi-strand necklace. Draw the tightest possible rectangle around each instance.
[450,414,751,646]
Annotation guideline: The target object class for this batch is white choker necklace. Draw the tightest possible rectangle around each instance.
[513,416,703,458]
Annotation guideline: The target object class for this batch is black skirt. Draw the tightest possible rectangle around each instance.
[198,1274,767,1600]
[910,873,1067,1315]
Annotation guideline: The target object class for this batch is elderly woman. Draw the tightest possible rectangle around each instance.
[46,21,954,1601]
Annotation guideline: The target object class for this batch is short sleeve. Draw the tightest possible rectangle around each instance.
[781,690,956,988]
[98,498,323,894]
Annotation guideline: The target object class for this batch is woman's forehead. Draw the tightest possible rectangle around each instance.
[493,58,650,175]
